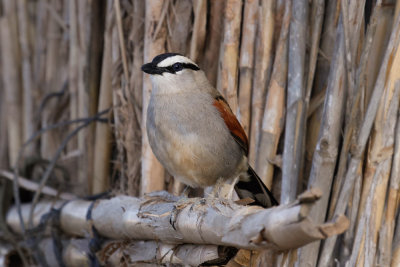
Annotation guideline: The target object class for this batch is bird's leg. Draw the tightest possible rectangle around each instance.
[206,176,239,201]
[227,175,240,200]
[181,185,191,197]
[209,177,225,198]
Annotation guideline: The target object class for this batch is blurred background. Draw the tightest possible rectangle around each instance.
[0,0,400,266]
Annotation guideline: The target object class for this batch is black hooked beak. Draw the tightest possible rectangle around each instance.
[141,62,163,75]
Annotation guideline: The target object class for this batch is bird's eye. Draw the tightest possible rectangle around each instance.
[172,63,183,72]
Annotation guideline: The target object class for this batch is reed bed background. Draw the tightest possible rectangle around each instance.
[0,0,400,266]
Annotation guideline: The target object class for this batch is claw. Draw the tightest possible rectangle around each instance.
[170,205,178,230]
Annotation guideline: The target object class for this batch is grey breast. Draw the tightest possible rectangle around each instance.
[147,92,243,187]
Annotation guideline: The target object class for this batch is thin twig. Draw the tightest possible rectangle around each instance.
[1,170,76,200]
[114,0,130,86]
[11,109,109,234]
[27,110,110,228]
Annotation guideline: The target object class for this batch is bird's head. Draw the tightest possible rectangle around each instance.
[141,53,209,94]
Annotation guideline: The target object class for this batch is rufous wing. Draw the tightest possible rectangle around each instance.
[212,96,249,155]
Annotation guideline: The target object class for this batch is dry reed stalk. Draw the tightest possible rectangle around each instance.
[141,0,168,195]
[166,0,192,54]
[377,83,400,266]
[396,0,400,19]
[68,0,80,151]
[189,0,207,62]
[0,11,22,166]
[130,0,145,120]
[327,2,378,220]
[350,7,397,265]
[85,0,106,192]
[304,0,325,109]
[255,0,290,189]
[330,0,365,261]
[112,0,134,195]
[32,0,47,95]
[348,26,400,267]
[202,0,224,86]
[355,50,400,267]
[111,25,127,191]
[124,0,145,196]
[76,0,93,193]
[304,0,339,180]
[298,21,346,267]
[363,5,393,106]
[301,0,324,183]
[281,0,308,204]
[392,180,400,266]
[319,11,400,266]
[248,0,275,165]
[238,0,259,136]
[16,0,35,156]
[216,0,242,113]
[0,89,9,169]
[92,1,113,194]
[40,0,67,160]
[378,58,400,265]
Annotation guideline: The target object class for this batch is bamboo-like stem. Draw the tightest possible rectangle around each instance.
[68,0,79,151]
[141,0,168,195]
[76,0,92,194]
[318,12,400,266]
[363,4,393,106]
[40,0,65,160]
[391,194,400,267]
[238,0,259,136]
[6,190,349,252]
[305,0,339,180]
[92,1,113,194]
[281,0,308,204]
[248,0,275,165]
[114,0,130,85]
[297,20,346,267]
[16,0,35,156]
[0,13,22,166]
[189,0,207,62]
[256,0,290,188]
[202,0,225,86]
[124,0,145,196]
[84,0,106,193]
[216,0,243,113]
[355,53,400,266]
[166,0,192,53]
[379,84,400,265]
[327,1,379,219]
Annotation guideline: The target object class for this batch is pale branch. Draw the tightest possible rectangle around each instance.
[7,190,348,253]
[1,238,226,266]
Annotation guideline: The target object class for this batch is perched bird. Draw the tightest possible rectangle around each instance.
[142,53,278,208]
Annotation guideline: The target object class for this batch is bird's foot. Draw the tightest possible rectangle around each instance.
[169,196,205,230]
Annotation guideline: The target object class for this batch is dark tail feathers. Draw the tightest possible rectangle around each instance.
[234,166,278,208]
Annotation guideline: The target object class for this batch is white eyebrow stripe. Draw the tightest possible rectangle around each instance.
[157,55,198,67]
